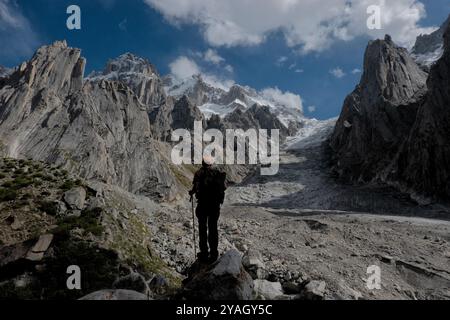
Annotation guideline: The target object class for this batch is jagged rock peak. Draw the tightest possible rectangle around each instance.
[330,33,427,184]
[90,52,159,79]
[88,52,166,107]
[7,40,85,95]
[361,35,427,106]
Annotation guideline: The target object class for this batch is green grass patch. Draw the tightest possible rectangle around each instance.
[37,200,58,216]
[0,188,18,202]
[54,208,104,237]
[60,179,83,191]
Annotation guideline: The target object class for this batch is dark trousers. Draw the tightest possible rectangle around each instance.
[196,202,220,257]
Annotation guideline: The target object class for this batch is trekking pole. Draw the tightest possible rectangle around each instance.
[190,195,197,259]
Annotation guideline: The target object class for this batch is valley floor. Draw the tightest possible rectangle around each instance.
[153,125,450,300]
[219,135,450,299]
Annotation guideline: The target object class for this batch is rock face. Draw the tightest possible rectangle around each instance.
[330,35,428,183]
[88,53,166,108]
[332,19,450,200]
[412,14,449,68]
[0,41,179,200]
[182,250,254,300]
[392,23,450,199]
[149,95,206,141]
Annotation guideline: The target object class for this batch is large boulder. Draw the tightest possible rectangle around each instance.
[112,271,150,295]
[64,187,86,210]
[182,250,254,300]
[253,280,284,300]
[79,289,149,300]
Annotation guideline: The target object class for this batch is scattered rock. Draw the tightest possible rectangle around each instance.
[10,218,23,231]
[148,275,169,296]
[253,280,284,300]
[86,197,105,211]
[64,187,86,210]
[26,234,53,262]
[54,200,68,216]
[301,280,326,300]
[242,249,267,280]
[282,281,301,295]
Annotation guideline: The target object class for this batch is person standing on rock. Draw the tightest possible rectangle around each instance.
[189,156,227,263]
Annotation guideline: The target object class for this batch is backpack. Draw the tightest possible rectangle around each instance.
[197,168,227,204]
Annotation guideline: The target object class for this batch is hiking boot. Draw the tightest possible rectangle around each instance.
[197,252,209,263]
[208,252,219,264]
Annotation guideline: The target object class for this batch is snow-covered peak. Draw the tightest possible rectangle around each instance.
[87,53,166,107]
[0,65,12,78]
[164,74,305,127]
[88,52,158,81]
[411,14,449,68]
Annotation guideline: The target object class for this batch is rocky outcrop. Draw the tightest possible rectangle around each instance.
[330,35,428,183]
[392,23,450,199]
[0,41,179,200]
[181,250,254,300]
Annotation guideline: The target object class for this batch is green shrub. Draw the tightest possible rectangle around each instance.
[60,179,82,191]
[55,208,104,237]
[0,188,18,202]
[32,172,44,179]
[38,200,58,216]
[12,177,33,189]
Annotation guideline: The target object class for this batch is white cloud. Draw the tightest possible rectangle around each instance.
[295,69,304,73]
[169,55,234,90]
[119,18,127,31]
[261,87,303,112]
[308,105,316,113]
[330,67,346,78]
[225,64,234,73]
[203,48,225,65]
[276,56,288,66]
[0,0,40,61]
[169,56,201,79]
[351,68,362,74]
[144,0,437,53]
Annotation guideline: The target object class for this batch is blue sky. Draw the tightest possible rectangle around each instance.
[0,0,449,120]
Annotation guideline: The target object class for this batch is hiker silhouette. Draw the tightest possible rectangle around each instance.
[189,156,227,263]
